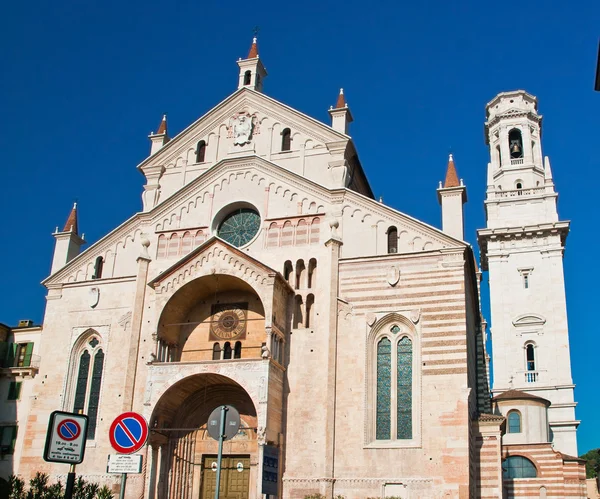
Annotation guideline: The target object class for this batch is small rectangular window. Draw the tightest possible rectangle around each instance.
[0,425,17,454]
[7,382,21,401]
[523,274,529,289]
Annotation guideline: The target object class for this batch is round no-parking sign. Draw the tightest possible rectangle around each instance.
[109,412,149,454]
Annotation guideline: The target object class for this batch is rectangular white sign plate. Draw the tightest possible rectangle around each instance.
[107,454,143,474]
[43,411,89,464]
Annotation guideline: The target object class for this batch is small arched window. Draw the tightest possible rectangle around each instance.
[243,70,251,86]
[212,343,221,361]
[281,128,291,152]
[307,258,317,288]
[92,256,104,280]
[509,129,524,159]
[196,140,206,163]
[234,341,242,359]
[305,294,315,328]
[507,410,522,433]
[223,342,232,360]
[526,344,535,371]
[293,295,304,329]
[387,226,398,254]
[295,260,306,289]
[283,261,293,285]
[503,456,537,479]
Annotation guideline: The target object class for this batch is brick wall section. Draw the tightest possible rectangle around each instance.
[502,443,587,498]
[474,415,504,499]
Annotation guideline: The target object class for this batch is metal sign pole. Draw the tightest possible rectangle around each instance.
[214,405,228,499]
[119,473,127,499]
[64,464,76,499]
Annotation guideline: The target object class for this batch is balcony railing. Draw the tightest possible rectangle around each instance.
[0,354,41,371]
[525,371,539,383]
[496,186,546,198]
[510,158,524,165]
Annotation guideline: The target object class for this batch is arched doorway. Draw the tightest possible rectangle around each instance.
[149,373,258,499]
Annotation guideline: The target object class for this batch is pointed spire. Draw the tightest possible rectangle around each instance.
[62,203,78,234]
[247,37,258,58]
[156,114,167,135]
[335,88,346,109]
[444,154,460,188]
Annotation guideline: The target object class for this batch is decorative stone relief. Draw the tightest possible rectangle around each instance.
[387,266,400,287]
[366,313,377,327]
[118,311,132,330]
[228,112,258,145]
[410,309,421,324]
[88,287,100,308]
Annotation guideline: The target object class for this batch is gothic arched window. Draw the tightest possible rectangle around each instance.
[376,332,413,440]
[196,140,206,163]
[72,336,104,440]
[281,128,291,152]
[507,410,522,433]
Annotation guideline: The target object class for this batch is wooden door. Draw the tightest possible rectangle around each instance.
[201,455,250,499]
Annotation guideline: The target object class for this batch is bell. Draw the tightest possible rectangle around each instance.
[511,141,521,154]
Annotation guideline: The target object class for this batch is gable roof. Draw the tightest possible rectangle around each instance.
[147,235,283,289]
[44,153,466,286]
[136,86,351,171]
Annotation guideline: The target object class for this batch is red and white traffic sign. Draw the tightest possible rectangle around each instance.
[109,412,149,454]
[43,411,89,464]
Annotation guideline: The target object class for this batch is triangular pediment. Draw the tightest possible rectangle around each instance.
[138,87,348,172]
[148,236,282,292]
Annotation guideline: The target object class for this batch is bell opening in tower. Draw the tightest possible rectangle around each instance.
[509,129,523,159]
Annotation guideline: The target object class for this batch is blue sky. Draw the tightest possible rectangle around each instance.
[1,0,598,453]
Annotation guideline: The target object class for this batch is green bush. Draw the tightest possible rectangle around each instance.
[7,473,113,499]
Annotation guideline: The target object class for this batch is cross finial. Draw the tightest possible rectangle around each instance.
[253,26,260,38]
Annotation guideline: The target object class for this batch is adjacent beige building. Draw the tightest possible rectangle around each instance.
[0,39,587,498]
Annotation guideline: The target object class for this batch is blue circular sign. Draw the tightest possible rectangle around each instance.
[109,412,149,454]
[57,419,81,441]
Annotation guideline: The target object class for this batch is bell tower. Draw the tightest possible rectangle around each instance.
[237,37,267,92]
[478,90,579,455]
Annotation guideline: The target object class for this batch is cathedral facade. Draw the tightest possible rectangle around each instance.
[0,39,587,498]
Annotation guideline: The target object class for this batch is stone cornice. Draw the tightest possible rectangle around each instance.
[478,221,570,269]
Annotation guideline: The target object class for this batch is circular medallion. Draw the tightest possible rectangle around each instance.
[217,208,260,247]
[212,306,246,340]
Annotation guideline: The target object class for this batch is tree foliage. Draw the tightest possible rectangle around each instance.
[7,473,113,499]
[580,448,600,479]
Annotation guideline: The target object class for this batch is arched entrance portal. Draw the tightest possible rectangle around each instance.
[149,373,258,499]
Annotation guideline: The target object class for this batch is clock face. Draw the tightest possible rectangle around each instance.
[210,303,248,340]
[217,208,260,247]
